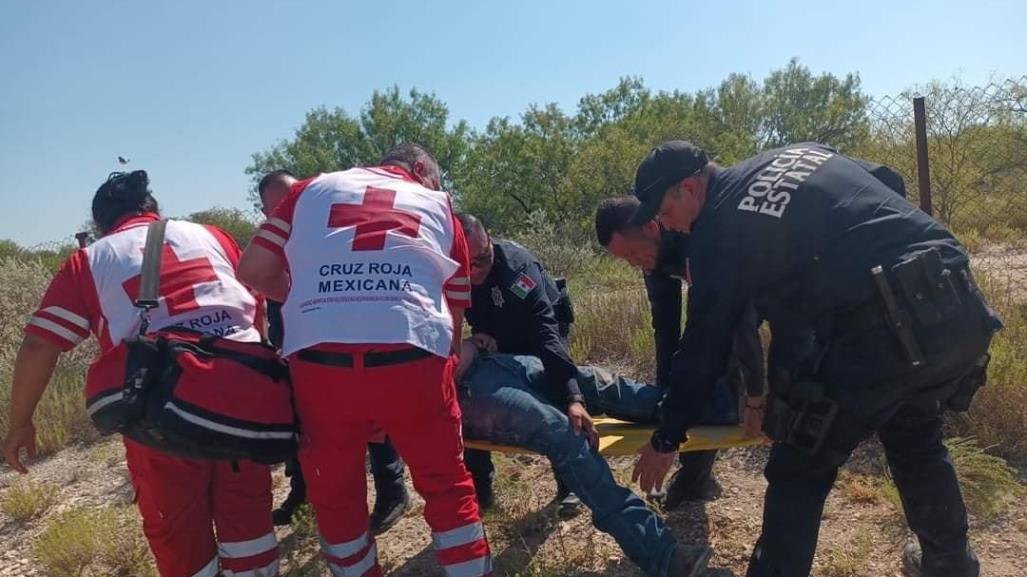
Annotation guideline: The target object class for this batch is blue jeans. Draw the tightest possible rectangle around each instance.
[459,354,679,577]
[569,360,740,426]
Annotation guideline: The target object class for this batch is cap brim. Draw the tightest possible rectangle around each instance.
[629,195,662,225]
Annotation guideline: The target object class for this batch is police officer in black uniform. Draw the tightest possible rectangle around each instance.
[458,213,597,517]
[257,170,411,532]
[628,141,1000,577]
[595,196,767,508]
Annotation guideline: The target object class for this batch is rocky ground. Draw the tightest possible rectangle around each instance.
[2,438,1024,577]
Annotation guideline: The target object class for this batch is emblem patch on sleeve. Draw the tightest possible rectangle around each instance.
[510,272,537,299]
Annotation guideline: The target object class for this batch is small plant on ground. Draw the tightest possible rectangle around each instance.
[1,478,60,522]
[34,505,156,577]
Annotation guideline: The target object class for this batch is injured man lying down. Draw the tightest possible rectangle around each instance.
[450,339,740,577]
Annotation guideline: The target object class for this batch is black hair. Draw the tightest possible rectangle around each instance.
[380,143,440,185]
[92,170,159,234]
[456,212,487,238]
[257,169,296,201]
[594,196,643,246]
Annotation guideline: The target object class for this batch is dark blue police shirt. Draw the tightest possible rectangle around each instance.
[660,143,964,443]
[466,239,581,400]
[644,227,765,395]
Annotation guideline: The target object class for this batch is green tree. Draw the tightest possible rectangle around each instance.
[186,208,258,247]
[246,60,874,241]
[573,77,651,138]
[246,87,469,210]
[452,104,578,235]
[759,58,870,150]
[0,239,21,261]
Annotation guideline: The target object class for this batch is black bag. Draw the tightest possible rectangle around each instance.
[85,220,297,463]
[890,248,963,327]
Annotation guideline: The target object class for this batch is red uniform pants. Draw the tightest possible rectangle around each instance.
[124,439,279,577]
[290,344,491,577]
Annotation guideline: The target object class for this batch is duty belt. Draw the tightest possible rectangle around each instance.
[834,257,977,368]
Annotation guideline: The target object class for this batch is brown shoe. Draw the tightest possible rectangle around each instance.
[669,544,712,577]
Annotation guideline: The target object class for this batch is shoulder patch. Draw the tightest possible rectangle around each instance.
[509,272,537,299]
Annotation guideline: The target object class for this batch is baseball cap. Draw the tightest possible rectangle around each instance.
[631,140,709,224]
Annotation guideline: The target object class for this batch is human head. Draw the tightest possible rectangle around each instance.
[257,169,297,217]
[92,170,160,235]
[631,140,712,233]
[380,142,442,191]
[595,196,664,271]
[456,213,493,285]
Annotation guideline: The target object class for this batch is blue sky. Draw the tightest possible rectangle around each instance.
[1,0,1024,246]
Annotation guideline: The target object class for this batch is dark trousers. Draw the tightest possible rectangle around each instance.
[674,450,718,490]
[747,404,978,577]
[463,448,495,494]
[285,438,406,504]
[464,448,574,498]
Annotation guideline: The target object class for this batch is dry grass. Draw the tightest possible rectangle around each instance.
[877,437,1023,519]
[949,302,1027,464]
[87,441,124,468]
[946,437,1024,518]
[818,529,874,577]
[279,503,321,577]
[1,478,60,522]
[33,505,156,577]
[0,256,98,457]
[836,472,889,506]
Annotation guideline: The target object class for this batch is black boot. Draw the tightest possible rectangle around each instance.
[554,474,582,519]
[475,478,496,511]
[272,461,307,526]
[272,487,306,526]
[665,450,721,510]
[369,488,412,535]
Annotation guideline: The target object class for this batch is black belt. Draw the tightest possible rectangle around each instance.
[297,346,432,368]
[833,264,976,334]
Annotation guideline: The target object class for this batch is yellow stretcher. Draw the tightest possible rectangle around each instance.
[464,417,769,456]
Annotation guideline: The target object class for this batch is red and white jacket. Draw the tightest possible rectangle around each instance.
[252,166,471,358]
[26,213,261,353]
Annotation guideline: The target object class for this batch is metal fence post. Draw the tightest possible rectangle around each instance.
[913,96,933,216]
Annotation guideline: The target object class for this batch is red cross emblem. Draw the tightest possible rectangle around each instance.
[328,186,421,251]
[123,245,219,316]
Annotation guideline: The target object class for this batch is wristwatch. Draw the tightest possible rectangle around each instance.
[567,393,586,406]
[649,429,680,453]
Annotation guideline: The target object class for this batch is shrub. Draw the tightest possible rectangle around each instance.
[1,479,60,522]
[34,506,156,577]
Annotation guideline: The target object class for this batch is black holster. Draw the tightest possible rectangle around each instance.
[763,380,839,455]
[946,353,990,412]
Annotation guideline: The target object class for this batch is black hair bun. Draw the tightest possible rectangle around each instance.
[104,170,150,203]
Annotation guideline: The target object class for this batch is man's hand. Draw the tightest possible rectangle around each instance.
[3,422,37,474]
[567,402,599,448]
[632,442,676,493]
[467,333,498,353]
[742,395,768,440]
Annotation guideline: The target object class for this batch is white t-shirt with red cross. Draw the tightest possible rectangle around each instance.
[25,214,261,353]
[252,166,471,358]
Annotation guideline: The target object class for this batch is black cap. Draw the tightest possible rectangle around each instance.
[631,140,708,224]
